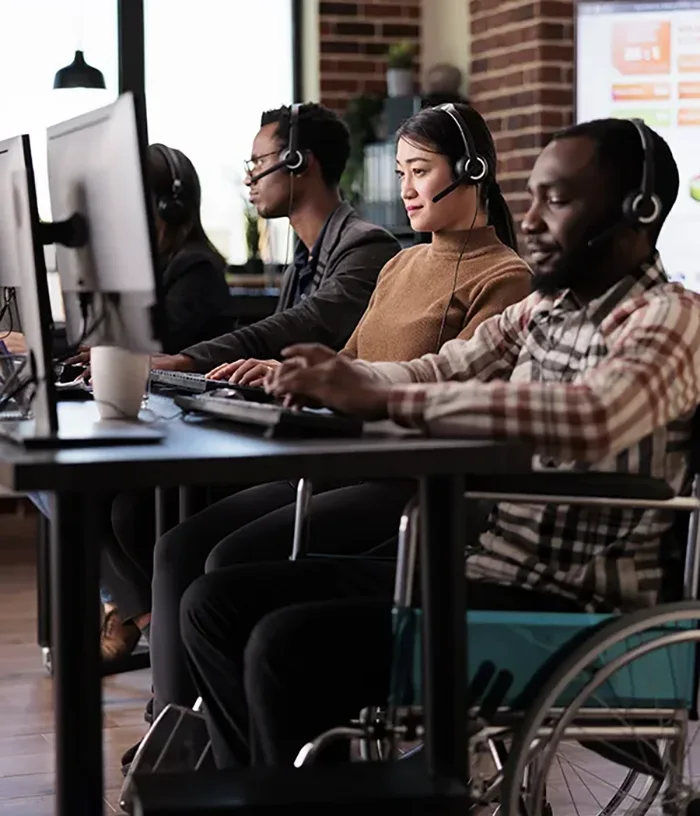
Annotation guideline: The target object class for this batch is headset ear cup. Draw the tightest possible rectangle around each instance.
[282,149,308,175]
[622,191,662,226]
[157,196,187,226]
[621,192,637,224]
[454,156,468,179]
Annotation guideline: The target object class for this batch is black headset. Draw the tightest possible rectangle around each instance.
[587,118,663,249]
[623,118,662,226]
[152,143,189,226]
[247,103,309,184]
[432,103,489,204]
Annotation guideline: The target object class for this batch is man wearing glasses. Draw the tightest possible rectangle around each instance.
[152,103,400,381]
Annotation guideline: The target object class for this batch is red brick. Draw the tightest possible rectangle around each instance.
[361,2,406,16]
[335,59,382,74]
[472,3,536,35]
[319,2,358,15]
[381,23,420,37]
[334,21,376,36]
[320,40,361,54]
[470,0,575,217]
[321,77,360,93]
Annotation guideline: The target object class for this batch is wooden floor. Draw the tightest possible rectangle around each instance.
[3,504,700,816]
[0,508,151,815]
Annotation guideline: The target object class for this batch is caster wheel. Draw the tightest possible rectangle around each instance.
[41,647,53,676]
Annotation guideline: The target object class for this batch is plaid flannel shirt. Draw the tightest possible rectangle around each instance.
[359,255,700,610]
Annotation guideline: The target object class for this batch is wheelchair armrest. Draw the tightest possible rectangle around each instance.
[464,471,675,501]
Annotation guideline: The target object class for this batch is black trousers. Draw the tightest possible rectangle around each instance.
[180,557,583,769]
[101,485,229,623]
[151,479,415,716]
[99,488,164,623]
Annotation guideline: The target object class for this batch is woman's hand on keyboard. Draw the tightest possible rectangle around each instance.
[3,332,27,355]
[206,359,279,387]
[266,344,390,419]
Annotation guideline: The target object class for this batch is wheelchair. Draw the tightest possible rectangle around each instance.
[293,431,700,816]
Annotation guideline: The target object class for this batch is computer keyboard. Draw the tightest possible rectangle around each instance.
[149,370,275,404]
[149,370,228,394]
[174,390,363,438]
[0,409,26,422]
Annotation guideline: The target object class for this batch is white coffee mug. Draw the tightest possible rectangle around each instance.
[91,346,150,421]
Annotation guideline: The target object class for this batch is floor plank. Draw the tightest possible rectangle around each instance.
[0,512,150,814]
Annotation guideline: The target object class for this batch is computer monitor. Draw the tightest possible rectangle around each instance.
[0,138,27,337]
[0,135,59,438]
[0,126,162,448]
[45,92,164,354]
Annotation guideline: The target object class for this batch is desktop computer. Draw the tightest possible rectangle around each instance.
[0,134,60,439]
[46,92,165,354]
[0,94,166,448]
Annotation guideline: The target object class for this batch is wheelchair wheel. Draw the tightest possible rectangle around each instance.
[501,602,700,816]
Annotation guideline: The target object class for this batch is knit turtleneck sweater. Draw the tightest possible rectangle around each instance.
[344,226,532,362]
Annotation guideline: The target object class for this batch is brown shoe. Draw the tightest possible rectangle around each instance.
[101,608,141,662]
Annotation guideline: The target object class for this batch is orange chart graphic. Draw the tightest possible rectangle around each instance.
[679,82,700,100]
[678,108,700,126]
[679,54,700,73]
[612,20,671,75]
[612,82,671,101]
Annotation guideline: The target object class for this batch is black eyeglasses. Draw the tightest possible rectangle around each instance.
[244,150,279,177]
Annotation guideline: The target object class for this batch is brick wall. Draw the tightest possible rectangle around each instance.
[469,0,575,221]
[318,0,422,114]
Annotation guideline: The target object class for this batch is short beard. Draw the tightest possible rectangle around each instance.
[531,216,621,297]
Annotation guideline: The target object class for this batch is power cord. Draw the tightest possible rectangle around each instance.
[435,207,479,352]
[0,288,16,340]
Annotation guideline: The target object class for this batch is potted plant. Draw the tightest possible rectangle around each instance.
[340,94,385,206]
[386,41,415,98]
[243,200,264,276]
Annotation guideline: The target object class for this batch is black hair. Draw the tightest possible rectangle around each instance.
[420,92,470,108]
[147,144,225,265]
[396,103,518,250]
[260,103,351,188]
[551,118,679,244]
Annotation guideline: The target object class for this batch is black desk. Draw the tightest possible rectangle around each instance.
[0,397,531,815]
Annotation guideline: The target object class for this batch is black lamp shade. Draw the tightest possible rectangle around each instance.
[53,50,106,90]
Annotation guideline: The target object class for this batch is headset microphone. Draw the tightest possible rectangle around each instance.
[432,177,464,204]
[247,160,289,185]
[586,220,626,250]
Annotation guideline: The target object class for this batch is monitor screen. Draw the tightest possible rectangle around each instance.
[576,1,700,291]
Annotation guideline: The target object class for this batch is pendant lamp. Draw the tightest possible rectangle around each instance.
[53,50,106,90]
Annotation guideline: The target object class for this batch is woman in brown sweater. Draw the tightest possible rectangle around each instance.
[140,104,533,724]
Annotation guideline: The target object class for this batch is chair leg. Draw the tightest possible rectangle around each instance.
[290,478,313,561]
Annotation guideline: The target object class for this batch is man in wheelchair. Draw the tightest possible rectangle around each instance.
[178,118,700,771]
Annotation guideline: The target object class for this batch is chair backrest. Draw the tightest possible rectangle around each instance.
[688,407,700,477]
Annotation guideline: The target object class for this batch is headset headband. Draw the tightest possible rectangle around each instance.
[628,118,661,225]
[436,103,488,183]
[282,102,305,172]
[152,143,184,197]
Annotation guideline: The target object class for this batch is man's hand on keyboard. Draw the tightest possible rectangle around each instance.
[266,344,390,419]
[207,359,279,387]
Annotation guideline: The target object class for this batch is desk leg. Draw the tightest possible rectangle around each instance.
[50,492,103,815]
[36,514,51,654]
[419,475,467,783]
[178,486,207,523]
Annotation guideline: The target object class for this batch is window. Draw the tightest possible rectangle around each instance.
[0,0,118,222]
[144,0,295,265]
[0,0,117,319]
